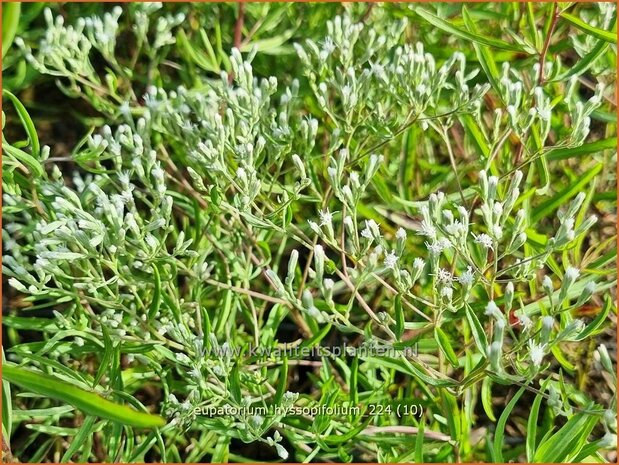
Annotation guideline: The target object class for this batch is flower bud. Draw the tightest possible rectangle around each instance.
[540,316,554,344]
[575,281,595,307]
[596,344,613,374]
[558,267,579,304]
[286,250,299,287]
[314,245,325,283]
[504,282,514,314]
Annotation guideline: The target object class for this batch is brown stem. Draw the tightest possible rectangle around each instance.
[538,2,560,86]
[229,2,246,85]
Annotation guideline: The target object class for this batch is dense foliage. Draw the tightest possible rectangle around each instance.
[2,2,617,463]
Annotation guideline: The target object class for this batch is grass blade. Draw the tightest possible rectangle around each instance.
[3,364,166,428]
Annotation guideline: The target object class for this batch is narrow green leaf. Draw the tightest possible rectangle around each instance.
[535,154,550,195]
[575,294,612,341]
[462,6,501,96]
[3,141,44,177]
[414,7,526,52]
[93,325,114,388]
[532,163,602,223]
[61,416,97,462]
[414,420,425,462]
[493,386,526,462]
[3,364,165,428]
[2,2,21,58]
[148,264,161,320]
[547,137,616,161]
[534,412,599,462]
[526,388,545,461]
[349,355,359,406]
[229,365,242,404]
[273,357,288,405]
[465,305,488,356]
[212,435,230,463]
[2,349,12,438]
[561,12,616,44]
[435,327,459,367]
[481,377,496,422]
[394,295,404,340]
[2,89,40,158]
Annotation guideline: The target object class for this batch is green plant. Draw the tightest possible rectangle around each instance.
[2,3,617,463]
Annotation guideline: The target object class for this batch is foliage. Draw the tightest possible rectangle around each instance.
[2,2,617,463]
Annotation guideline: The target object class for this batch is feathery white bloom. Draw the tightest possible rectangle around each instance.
[457,266,475,286]
[413,257,425,270]
[319,209,333,226]
[474,233,493,249]
[360,226,373,240]
[528,341,546,367]
[384,250,399,269]
[419,220,437,238]
[445,220,466,237]
[425,237,451,255]
[517,313,533,330]
[396,227,407,240]
[436,268,454,286]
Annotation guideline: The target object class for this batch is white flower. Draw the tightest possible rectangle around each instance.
[485,301,502,319]
[493,202,504,216]
[564,266,580,281]
[396,227,407,240]
[319,209,333,226]
[445,220,466,237]
[517,313,533,330]
[542,315,554,330]
[384,250,399,269]
[528,341,546,367]
[457,266,475,286]
[440,287,453,300]
[474,233,493,249]
[419,220,437,238]
[361,219,380,240]
[437,238,451,249]
[413,257,425,270]
[425,238,449,255]
[436,268,453,285]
